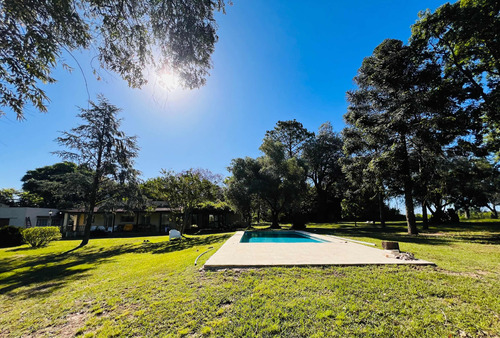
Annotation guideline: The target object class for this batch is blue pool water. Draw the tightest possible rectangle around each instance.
[240,231,328,243]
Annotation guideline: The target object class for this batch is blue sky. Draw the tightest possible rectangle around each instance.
[0,0,447,190]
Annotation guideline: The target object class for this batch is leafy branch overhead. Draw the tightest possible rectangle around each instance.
[0,0,226,119]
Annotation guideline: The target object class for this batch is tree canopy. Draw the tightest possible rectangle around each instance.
[411,0,500,157]
[0,0,226,119]
[344,39,462,234]
[54,95,139,246]
[143,169,222,234]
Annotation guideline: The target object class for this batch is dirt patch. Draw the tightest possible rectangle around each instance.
[23,312,88,338]
[420,232,448,237]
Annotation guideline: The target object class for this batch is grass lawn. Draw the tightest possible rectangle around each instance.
[1,221,499,337]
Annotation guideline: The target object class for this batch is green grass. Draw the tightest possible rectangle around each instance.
[1,222,499,337]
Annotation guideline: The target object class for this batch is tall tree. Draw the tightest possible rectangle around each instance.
[303,122,345,222]
[411,0,500,158]
[228,140,308,229]
[54,95,139,246]
[226,164,259,226]
[344,39,461,235]
[0,0,227,119]
[264,119,314,159]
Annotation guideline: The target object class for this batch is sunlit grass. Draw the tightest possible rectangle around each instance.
[0,222,499,337]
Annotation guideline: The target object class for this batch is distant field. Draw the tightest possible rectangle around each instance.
[1,221,499,337]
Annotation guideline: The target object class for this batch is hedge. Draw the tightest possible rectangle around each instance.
[0,226,24,248]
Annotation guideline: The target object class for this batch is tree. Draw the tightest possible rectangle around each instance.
[228,140,308,229]
[264,119,314,159]
[143,169,221,234]
[54,95,139,246]
[0,0,227,120]
[226,172,257,226]
[303,122,345,222]
[411,0,500,158]
[344,39,462,235]
[21,162,92,209]
[0,188,43,207]
[0,188,17,206]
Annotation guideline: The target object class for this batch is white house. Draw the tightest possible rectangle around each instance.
[0,204,60,228]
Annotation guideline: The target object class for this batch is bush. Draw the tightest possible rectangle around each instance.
[22,227,61,248]
[90,228,107,238]
[0,226,24,248]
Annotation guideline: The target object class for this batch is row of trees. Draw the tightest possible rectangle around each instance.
[226,0,500,234]
[342,0,499,234]
[226,120,344,229]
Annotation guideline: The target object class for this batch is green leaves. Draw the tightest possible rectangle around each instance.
[411,0,500,157]
[0,0,226,119]
[22,226,61,248]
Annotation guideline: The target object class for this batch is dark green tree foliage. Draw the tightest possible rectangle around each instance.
[341,151,388,227]
[21,162,91,209]
[143,169,222,234]
[303,122,345,222]
[0,188,16,206]
[264,119,314,159]
[0,188,44,207]
[411,0,500,157]
[0,226,24,248]
[429,156,500,220]
[225,163,258,226]
[54,96,139,246]
[228,141,307,229]
[260,138,308,228]
[344,39,461,235]
[0,0,226,119]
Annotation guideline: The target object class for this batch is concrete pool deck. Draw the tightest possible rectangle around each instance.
[203,231,435,269]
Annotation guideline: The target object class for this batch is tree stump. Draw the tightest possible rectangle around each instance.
[382,241,400,251]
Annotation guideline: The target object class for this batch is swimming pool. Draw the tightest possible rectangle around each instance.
[240,230,329,243]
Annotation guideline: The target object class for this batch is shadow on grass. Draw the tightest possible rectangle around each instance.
[305,221,500,246]
[0,233,232,297]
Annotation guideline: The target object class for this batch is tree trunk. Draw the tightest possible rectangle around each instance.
[400,136,418,235]
[378,191,385,228]
[316,189,328,222]
[181,210,191,234]
[80,173,99,246]
[270,210,280,229]
[257,201,261,224]
[422,200,429,230]
[464,208,470,219]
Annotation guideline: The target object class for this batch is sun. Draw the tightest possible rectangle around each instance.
[157,70,181,91]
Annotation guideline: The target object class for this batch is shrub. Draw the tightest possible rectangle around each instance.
[0,226,24,248]
[22,227,61,248]
[90,228,107,238]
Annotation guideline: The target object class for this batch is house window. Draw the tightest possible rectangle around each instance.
[104,214,114,227]
[140,215,151,225]
[121,215,135,223]
[161,214,171,225]
[36,217,49,227]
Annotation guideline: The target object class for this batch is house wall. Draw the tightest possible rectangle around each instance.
[0,207,59,228]
[150,213,161,232]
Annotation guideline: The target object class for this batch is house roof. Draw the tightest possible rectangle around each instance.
[62,207,179,213]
